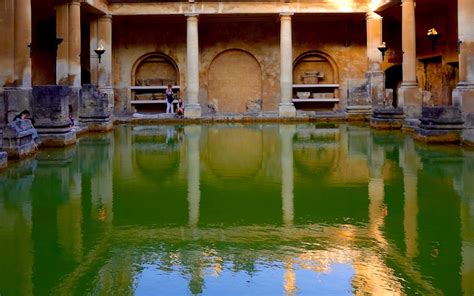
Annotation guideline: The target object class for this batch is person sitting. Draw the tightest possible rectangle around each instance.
[13,110,39,149]
[175,98,184,117]
[13,110,35,126]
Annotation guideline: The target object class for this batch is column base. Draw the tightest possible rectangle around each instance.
[453,84,474,114]
[370,107,405,130]
[278,103,296,117]
[38,130,77,147]
[366,70,385,108]
[184,104,201,119]
[3,87,32,122]
[345,105,372,121]
[462,129,474,147]
[98,86,115,114]
[398,84,422,120]
[69,86,81,118]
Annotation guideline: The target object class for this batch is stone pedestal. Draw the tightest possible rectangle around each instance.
[414,106,464,143]
[80,84,113,131]
[279,103,296,118]
[345,79,371,120]
[32,86,76,146]
[3,87,32,122]
[69,86,81,119]
[184,104,202,119]
[367,71,386,108]
[2,119,37,159]
[0,152,6,169]
[370,107,405,129]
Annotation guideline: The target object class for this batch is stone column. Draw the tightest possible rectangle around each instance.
[398,0,421,121]
[68,0,81,117]
[89,18,98,85]
[14,0,32,88]
[97,15,114,113]
[2,0,33,123]
[184,14,201,119]
[280,124,295,225]
[186,125,201,227]
[453,0,474,144]
[279,13,296,117]
[366,12,386,109]
[56,2,69,85]
[68,0,81,87]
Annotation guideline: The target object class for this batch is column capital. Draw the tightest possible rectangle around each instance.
[185,13,199,18]
[280,12,294,19]
[99,14,113,22]
[366,11,382,20]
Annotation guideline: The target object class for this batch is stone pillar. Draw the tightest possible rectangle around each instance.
[97,15,114,114]
[68,0,81,118]
[186,125,201,227]
[56,2,69,85]
[14,0,32,88]
[366,12,386,109]
[279,13,296,117]
[280,124,295,225]
[184,14,201,119]
[3,0,33,123]
[68,0,81,87]
[398,0,422,121]
[453,0,474,144]
[89,18,99,85]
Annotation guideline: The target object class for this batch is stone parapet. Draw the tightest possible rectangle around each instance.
[32,86,77,147]
[414,106,464,143]
[79,84,113,131]
[2,119,37,159]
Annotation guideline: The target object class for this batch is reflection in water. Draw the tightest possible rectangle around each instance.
[0,124,473,295]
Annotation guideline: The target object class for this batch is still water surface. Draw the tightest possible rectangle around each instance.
[1,124,474,295]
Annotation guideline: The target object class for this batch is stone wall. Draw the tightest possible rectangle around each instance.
[112,15,367,114]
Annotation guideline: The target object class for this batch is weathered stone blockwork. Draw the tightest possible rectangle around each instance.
[2,119,37,159]
[32,86,76,147]
[79,84,113,131]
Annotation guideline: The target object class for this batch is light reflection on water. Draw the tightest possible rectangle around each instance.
[0,123,473,295]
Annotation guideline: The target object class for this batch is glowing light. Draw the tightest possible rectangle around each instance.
[370,0,382,11]
[331,0,352,12]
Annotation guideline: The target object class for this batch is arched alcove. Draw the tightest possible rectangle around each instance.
[130,53,180,103]
[132,53,179,87]
[208,49,262,113]
[293,51,339,85]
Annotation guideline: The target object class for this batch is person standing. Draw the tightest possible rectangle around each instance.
[165,84,174,114]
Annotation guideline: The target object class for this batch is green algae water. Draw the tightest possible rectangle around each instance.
[1,123,473,295]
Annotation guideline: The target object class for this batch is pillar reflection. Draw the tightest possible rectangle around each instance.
[280,124,296,226]
[399,136,420,258]
[368,136,386,236]
[186,125,201,227]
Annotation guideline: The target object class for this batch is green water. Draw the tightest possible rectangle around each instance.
[1,123,473,295]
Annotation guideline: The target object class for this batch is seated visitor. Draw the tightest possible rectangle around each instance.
[175,98,184,117]
[13,110,39,148]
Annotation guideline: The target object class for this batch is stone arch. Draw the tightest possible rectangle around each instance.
[208,49,263,113]
[131,52,179,86]
[293,51,339,84]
